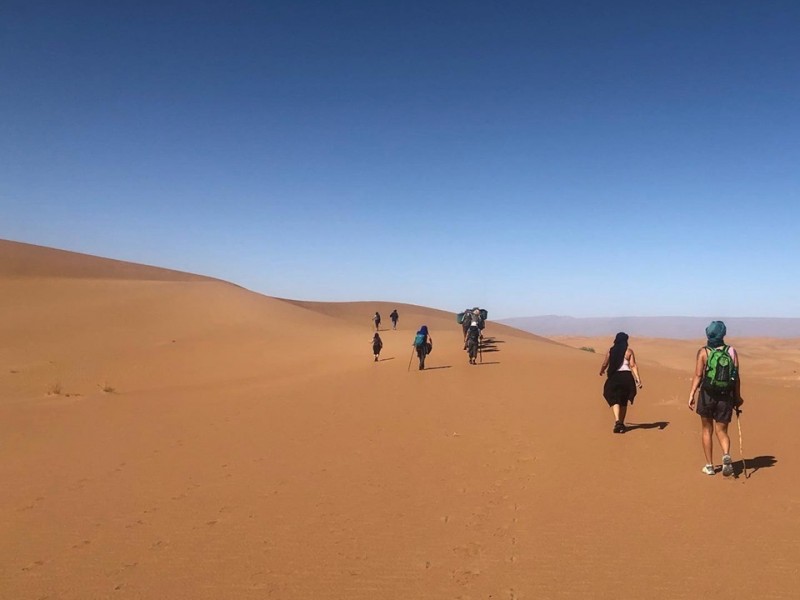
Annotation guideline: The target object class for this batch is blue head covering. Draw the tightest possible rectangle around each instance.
[705,321,726,347]
[419,325,429,336]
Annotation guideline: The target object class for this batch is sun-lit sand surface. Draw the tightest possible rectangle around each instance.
[2,240,798,599]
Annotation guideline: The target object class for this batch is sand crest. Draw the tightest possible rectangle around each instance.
[1,240,797,599]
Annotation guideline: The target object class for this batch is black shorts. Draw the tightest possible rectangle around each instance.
[696,389,734,423]
[603,371,637,407]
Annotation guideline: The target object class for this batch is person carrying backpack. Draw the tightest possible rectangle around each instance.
[599,332,643,433]
[465,324,481,365]
[390,309,399,330]
[413,325,433,370]
[373,312,381,331]
[688,321,743,476]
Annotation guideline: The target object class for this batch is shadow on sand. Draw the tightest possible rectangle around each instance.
[477,337,504,354]
[423,365,452,371]
[625,421,669,432]
[736,455,777,478]
[475,361,500,366]
[378,357,395,362]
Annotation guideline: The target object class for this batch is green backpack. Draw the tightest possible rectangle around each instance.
[703,345,736,393]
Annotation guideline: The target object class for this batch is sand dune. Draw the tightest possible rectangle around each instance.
[1,240,798,599]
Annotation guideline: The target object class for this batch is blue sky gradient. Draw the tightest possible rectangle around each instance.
[2,1,799,318]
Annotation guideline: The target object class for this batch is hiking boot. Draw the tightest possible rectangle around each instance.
[374,356,378,362]
[701,464,715,476]
[722,454,733,477]
[613,421,625,433]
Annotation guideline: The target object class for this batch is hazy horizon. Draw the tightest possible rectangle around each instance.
[501,315,800,338]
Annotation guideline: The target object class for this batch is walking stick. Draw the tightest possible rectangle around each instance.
[407,346,415,372]
[735,407,747,479]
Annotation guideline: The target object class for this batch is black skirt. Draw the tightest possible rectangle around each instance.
[603,370,637,407]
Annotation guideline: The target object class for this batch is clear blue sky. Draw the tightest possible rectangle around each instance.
[2,1,799,318]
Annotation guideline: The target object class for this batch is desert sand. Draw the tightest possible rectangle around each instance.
[1,239,798,599]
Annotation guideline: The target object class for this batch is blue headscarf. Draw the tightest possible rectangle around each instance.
[418,325,429,336]
[706,321,726,347]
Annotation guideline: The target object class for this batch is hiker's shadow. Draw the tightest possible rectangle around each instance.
[735,455,777,478]
[478,337,504,353]
[378,357,395,362]
[625,421,669,432]
[424,365,452,370]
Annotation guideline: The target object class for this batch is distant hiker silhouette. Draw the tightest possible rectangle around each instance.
[373,312,381,331]
[372,333,383,362]
[688,321,743,476]
[390,309,399,330]
[465,324,481,365]
[413,325,433,370]
[599,332,643,433]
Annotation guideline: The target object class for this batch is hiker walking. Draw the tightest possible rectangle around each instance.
[462,308,484,347]
[390,309,399,330]
[373,312,381,331]
[413,325,433,370]
[372,332,383,362]
[688,321,743,476]
[599,332,642,433]
[465,323,481,365]
[460,307,473,340]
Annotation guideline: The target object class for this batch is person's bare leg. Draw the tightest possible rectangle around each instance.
[714,422,731,456]
[701,417,715,465]
[612,404,621,423]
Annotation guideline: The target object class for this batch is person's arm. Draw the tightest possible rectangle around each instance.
[628,349,643,388]
[688,348,706,410]
[599,350,610,376]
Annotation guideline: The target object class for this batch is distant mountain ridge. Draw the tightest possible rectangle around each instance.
[500,316,800,339]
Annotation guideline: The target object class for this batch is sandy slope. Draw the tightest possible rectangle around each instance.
[1,240,798,599]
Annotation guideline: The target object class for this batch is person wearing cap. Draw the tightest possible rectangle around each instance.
[599,332,643,433]
[688,321,744,476]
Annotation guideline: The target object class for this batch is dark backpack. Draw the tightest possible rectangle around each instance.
[703,345,736,393]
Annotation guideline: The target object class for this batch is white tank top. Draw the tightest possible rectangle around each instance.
[617,355,631,372]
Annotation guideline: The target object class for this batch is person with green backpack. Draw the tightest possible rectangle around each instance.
[688,321,744,477]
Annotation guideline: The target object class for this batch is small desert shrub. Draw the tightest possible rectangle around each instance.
[47,382,62,395]
[580,346,596,353]
[99,382,116,393]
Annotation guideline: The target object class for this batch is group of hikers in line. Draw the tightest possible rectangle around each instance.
[374,310,744,477]
[370,307,487,368]
[600,320,745,477]
[373,310,399,332]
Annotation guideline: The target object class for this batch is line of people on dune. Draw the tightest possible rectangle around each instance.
[371,308,486,369]
[373,313,746,478]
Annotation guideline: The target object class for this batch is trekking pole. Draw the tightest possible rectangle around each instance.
[735,408,747,479]
[407,347,415,372]
[479,335,483,364]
